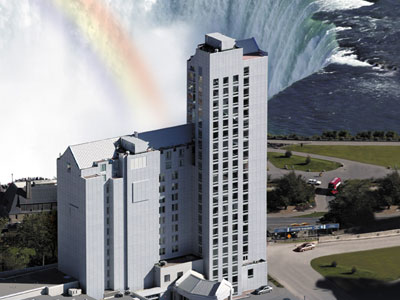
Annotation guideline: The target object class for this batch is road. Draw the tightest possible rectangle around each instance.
[267,235,400,300]
[267,148,392,214]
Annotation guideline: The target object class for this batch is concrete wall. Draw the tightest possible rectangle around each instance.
[125,151,160,291]
[57,149,87,290]
[319,229,400,243]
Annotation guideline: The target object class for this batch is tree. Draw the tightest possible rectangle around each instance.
[15,211,57,266]
[322,180,375,228]
[285,150,292,158]
[379,171,400,207]
[305,155,311,165]
[273,172,315,209]
[0,217,7,232]
[1,247,35,271]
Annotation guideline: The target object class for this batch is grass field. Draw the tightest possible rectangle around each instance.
[284,145,400,168]
[311,246,400,282]
[268,151,341,172]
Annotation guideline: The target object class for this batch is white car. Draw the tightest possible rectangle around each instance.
[255,285,273,295]
[307,179,322,185]
[294,242,316,252]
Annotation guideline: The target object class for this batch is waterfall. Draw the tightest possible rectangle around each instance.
[106,0,338,97]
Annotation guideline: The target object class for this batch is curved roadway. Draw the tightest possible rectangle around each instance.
[267,235,400,300]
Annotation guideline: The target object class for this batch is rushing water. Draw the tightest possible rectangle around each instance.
[0,0,388,181]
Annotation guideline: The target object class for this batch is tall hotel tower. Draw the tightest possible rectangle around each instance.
[187,33,268,294]
[57,33,268,300]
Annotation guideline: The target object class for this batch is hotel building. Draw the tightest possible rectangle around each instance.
[57,33,268,300]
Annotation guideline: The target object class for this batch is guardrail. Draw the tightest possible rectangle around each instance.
[319,229,400,243]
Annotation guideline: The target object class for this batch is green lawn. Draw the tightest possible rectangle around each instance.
[311,246,400,282]
[268,151,341,172]
[284,145,400,168]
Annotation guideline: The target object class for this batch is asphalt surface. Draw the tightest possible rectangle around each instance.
[267,235,400,300]
[267,147,392,215]
[239,283,300,300]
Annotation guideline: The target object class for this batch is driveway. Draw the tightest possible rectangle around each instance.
[267,235,400,300]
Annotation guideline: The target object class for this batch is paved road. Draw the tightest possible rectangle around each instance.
[268,148,392,213]
[267,235,400,300]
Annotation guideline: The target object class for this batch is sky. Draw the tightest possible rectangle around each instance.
[0,0,190,183]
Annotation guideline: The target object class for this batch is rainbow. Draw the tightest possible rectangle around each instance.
[52,0,167,126]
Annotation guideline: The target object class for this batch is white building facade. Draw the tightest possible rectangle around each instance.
[57,33,268,300]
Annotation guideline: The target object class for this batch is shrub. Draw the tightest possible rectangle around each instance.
[351,266,357,274]
[305,155,311,165]
[285,150,292,158]
[331,261,337,268]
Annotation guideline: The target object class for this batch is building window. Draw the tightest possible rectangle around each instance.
[213,89,219,97]
[159,174,165,182]
[164,274,170,282]
[172,171,179,180]
[159,237,165,245]
[172,183,178,190]
[101,164,106,172]
[172,245,179,253]
[233,75,239,83]
[248,268,254,278]
[172,224,178,232]
[159,196,165,204]
[166,151,172,160]
[159,248,165,255]
[179,159,184,167]
[213,78,219,87]
[166,161,172,169]
[172,214,178,222]
[244,66,249,76]
[159,216,165,224]
[172,235,179,242]
[159,185,165,193]
[172,193,178,201]
[159,206,165,214]
[179,148,185,157]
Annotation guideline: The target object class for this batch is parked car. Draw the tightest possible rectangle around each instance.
[294,242,316,252]
[115,293,123,298]
[254,285,273,294]
[307,179,322,185]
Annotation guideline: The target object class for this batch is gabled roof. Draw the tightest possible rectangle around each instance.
[69,137,119,169]
[138,124,193,150]
[174,270,232,300]
[236,38,268,56]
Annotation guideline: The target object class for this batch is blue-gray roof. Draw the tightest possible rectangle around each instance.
[139,124,193,150]
[236,38,268,56]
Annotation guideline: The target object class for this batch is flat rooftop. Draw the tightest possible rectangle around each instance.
[0,267,76,298]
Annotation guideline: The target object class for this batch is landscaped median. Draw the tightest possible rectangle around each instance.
[284,144,400,168]
[268,151,341,172]
[311,246,400,282]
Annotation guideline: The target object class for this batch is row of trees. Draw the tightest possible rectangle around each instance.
[322,171,400,228]
[0,211,57,271]
[268,171,315,211]
[268,130,400,141]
